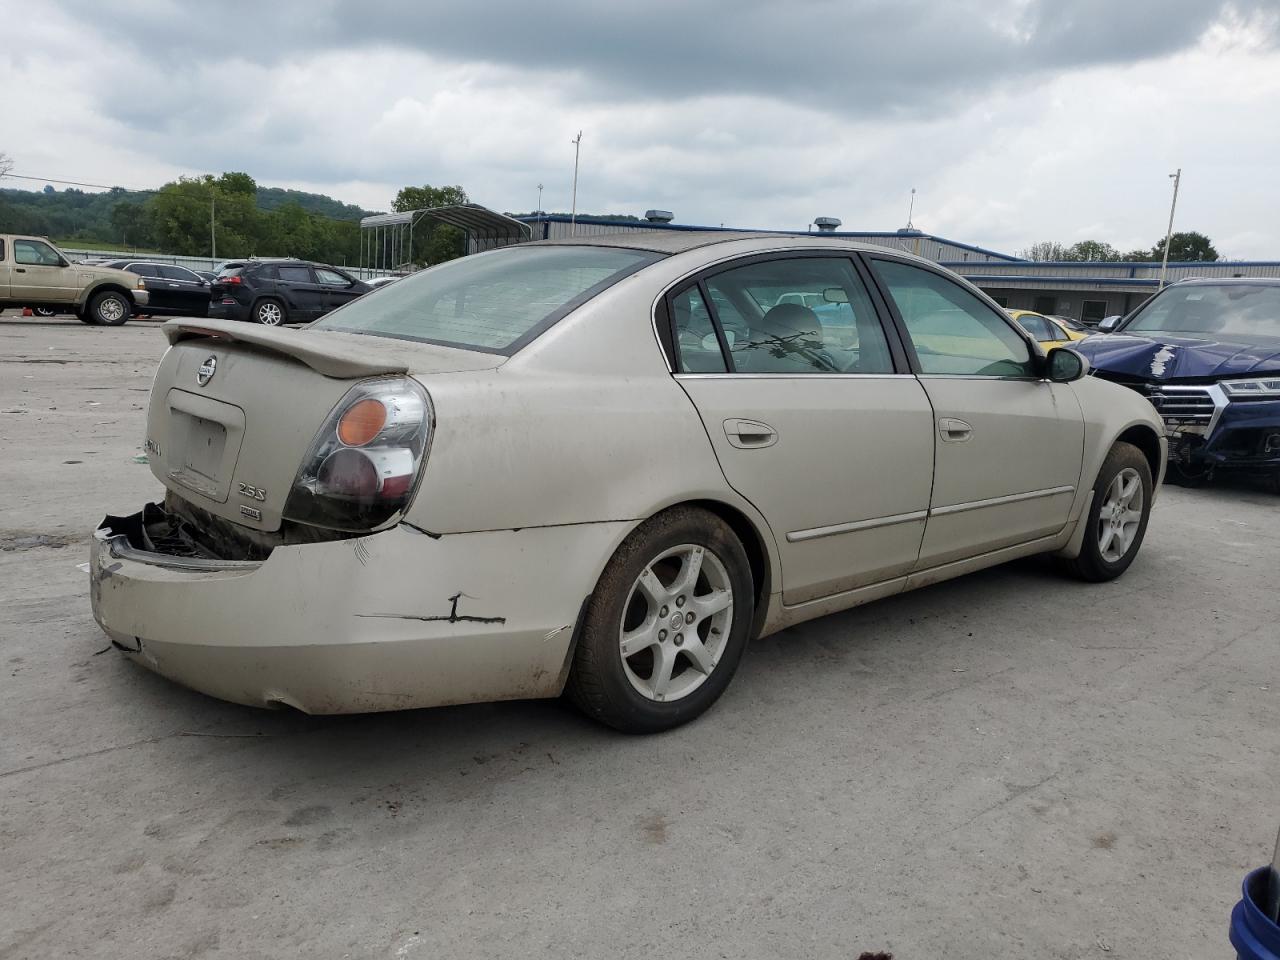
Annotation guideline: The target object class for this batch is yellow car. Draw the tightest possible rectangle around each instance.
[1007,309,1090,350]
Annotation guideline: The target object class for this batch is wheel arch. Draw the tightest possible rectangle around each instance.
[251,295,286,319]
[670,497,775,637]
[79,281,135,308]
[1115,423,1165,485]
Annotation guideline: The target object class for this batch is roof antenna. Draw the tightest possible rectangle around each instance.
[906,187,916,230]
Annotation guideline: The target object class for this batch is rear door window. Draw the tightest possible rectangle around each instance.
[671,285,728,373]
[701,256,895,374]
[159,265,201,282]
[277,266,315,283]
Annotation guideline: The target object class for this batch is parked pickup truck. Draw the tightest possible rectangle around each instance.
[0,234,149,324]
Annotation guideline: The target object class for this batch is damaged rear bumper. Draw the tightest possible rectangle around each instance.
[90,504,628,714]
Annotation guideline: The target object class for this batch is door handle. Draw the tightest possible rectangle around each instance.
[938,417,973,442]
[14,268,26,273]
[724,418,778,449]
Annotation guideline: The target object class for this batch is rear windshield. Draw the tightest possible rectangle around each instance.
[1123,283,1280,339]
[216,264,245,278]
[312,245,663,353]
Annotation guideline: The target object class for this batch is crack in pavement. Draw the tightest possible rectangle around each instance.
[0,730,282,780]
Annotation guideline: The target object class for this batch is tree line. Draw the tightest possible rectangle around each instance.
[1017,232,1220,263]
[0,164,474,269]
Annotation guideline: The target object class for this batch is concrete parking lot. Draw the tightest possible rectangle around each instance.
[2,314,1277,959]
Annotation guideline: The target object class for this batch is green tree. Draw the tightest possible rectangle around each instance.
[392,184,468,213]
[109,200,152,247]
[1017,241,1067,261]
[148,173,260,257]
[390,183,470,267]
[1060,240,1122,262]
[1152,231,1218,262]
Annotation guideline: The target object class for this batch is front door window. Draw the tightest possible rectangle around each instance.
[870,260,1034,377]
[14,239,63,266]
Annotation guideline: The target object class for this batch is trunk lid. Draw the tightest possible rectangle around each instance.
[147,320,502,533]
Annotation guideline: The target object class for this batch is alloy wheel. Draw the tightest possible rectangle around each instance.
[1097,467,1144,563]
[618,543,734,703]
[258,303,283,325]
[98,298,125,323]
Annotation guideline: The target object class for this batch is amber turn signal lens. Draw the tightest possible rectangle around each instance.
[337,398,387,446]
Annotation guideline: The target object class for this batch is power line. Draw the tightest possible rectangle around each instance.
[2,172,158,193]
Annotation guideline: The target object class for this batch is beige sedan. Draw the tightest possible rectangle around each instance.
[90,233,1166,733]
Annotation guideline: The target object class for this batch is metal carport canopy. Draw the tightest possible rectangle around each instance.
[359,204,533,244]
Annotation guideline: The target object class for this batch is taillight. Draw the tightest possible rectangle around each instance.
[221,275,242,285]
[282,378,432,531]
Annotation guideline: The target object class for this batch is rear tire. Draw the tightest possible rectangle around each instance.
[33,306,58,318]
[566,506,754,734]
[254,299,286,326]
[1058,441,1153,582]
[88,291,130,326]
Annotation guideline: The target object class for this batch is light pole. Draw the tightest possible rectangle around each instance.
[209,184,217,260]
[570,131,582,235]
[536,182,544,217]
[1158,168,1181,290]
[906,187,916,229]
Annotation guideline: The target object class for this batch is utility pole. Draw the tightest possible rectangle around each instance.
[210,187,217,260]
[570,131,582,235]
[537,183,544,216]
[906,187,916,229]
[1158,168,1181,290]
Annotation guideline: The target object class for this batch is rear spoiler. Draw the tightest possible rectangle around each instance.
[162,319,410,379]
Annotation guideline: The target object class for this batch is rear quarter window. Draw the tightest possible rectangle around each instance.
[314,245,663,354]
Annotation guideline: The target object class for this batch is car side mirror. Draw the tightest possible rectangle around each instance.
[1047,347,1089,383]
[1096,315,1121,333]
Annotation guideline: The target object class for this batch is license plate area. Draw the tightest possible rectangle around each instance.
[163,389,246,504]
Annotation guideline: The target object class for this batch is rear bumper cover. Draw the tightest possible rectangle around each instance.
[206,299,250,322]
[90,504,628,714]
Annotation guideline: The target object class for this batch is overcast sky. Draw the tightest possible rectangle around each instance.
[3,0,1279,258]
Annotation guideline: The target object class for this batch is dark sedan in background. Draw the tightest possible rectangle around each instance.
[1075,278,1280,488]
[102,260,212,317]
[208,258,370,325]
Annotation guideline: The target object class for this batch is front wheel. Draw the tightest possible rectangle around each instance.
[1058,441,1153,582]
[1166,460,1211,487]
[88,291,130,326]
[566,506,754,733]
[254,299,286,326]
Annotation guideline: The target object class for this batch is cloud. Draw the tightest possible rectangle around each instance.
[4,0,1280,257]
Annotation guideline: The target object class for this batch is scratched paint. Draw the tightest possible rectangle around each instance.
[1150,345,1176,376]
